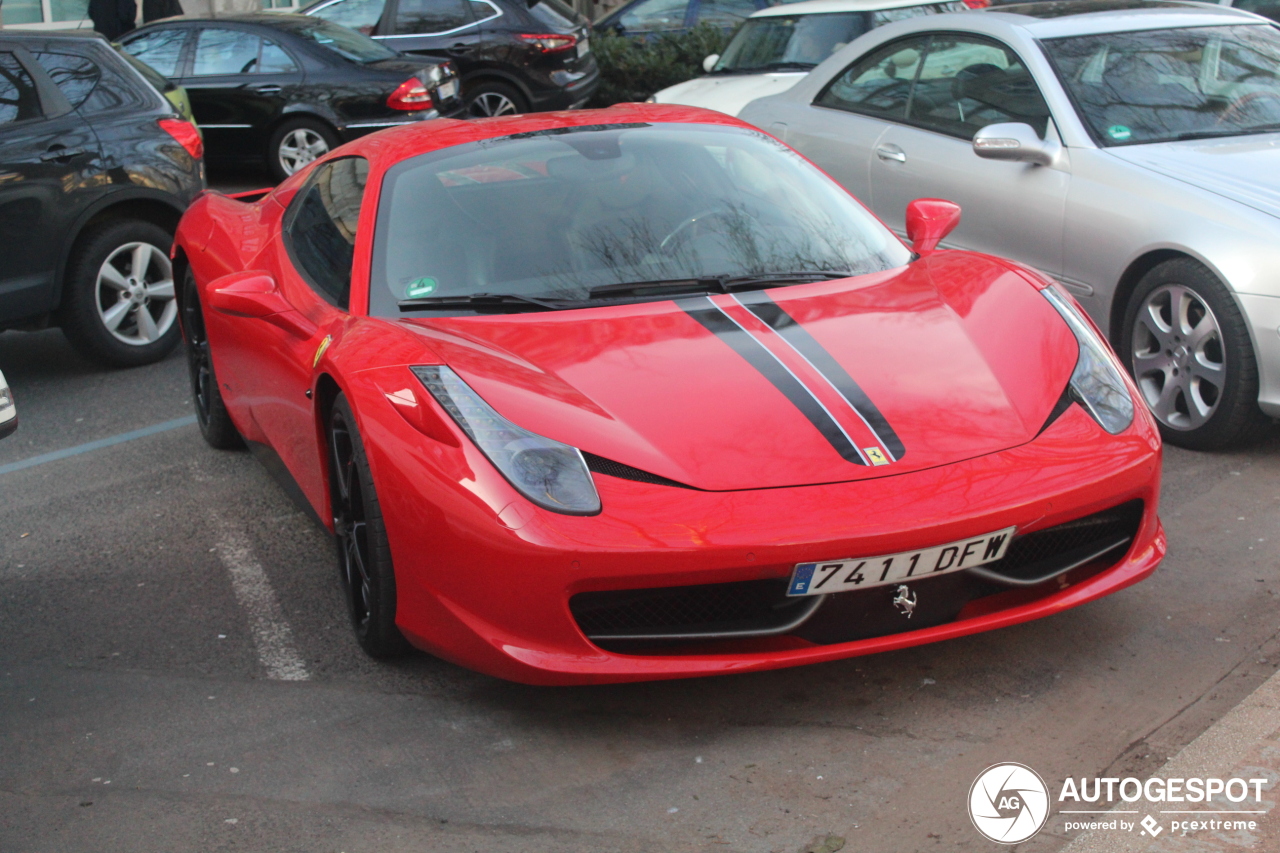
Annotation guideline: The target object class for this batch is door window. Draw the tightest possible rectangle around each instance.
[192,29,263,76]
[0,53,43,125]
[618,0,689,33]
[120,28,188,77]
[309,0,387,34]
[908,35,1050,138]
[815,36,928,119]
[284,157,370,308]
[34,50,148,113]
[696,0,758,29]
[393,0,474,34]
[259,40,299,74]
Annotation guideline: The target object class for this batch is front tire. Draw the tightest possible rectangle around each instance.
[267,117,338,182]
[328,394,410,658]
[180,267,242,450]
[1121,258,1270,449]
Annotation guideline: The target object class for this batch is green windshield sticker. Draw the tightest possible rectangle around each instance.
[1107,125,1132,141]
[405,277,437,298]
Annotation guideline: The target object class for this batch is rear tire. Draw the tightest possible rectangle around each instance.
[1120,258,1270,449]
[267,117,338,182]
[465,81,527,117]
[180,267,243,450]
[328,394,410,658]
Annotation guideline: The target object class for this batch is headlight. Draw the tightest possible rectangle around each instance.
[1042,286,1134,435]
[412,366,601,515]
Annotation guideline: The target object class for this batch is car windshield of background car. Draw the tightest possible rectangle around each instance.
[296,17,398,62]
[715,13,867,71]
[1041,24,1280,144]
[371,122,910,314]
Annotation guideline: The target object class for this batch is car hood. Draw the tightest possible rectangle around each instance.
[399,254,1077,491]
[1105,133,1280,219]
[653,71,809,117]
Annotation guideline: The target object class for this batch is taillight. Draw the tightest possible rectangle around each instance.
[962,0,990,7]
[387,77,433,111]
[158,117,202,160]
[518,33,577,53]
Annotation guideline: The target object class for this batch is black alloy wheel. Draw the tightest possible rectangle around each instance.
[180,268,242,450]
[328,394,410,658]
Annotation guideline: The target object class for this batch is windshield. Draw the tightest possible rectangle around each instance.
[370,123,909,315]
[293,17,398,62]
[1042,24,1280,145]
[715,13,867,71]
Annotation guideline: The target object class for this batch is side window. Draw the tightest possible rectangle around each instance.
[192,29,262,76]
[815,36,927,119]
[284,157,370,308]
[259,40,299,73]
[468,0,500,21]
[32,52,99,109]
[121,28,188,78]
[393,0,474,34]
[908,35,1050,138]
[0,52,43,125]
[619,0,690,33]
[696,0,758,29]
[309,0,388,35]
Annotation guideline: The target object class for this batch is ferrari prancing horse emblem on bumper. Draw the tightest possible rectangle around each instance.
[892,584,917,618]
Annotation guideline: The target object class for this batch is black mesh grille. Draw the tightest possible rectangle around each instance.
[571,579,792,636]
[982,500,1143,583]
[583,452,697,490]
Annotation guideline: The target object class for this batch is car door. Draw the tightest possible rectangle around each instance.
[0,45,105,324]
[378,0,480,63]
[866,33,1068,276]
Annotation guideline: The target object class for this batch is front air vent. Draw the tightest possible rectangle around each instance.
[582,452,698,490]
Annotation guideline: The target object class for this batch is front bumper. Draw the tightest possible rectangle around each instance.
[354,375,1163,685]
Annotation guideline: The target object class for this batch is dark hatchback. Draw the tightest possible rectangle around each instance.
[120,14,464,180]
[301,0,599,116]
[0,30,203,368]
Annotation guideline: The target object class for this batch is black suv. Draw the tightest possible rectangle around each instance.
[301,0,599,116]
[0,31,203,367]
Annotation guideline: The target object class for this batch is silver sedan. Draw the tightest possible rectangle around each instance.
[740,0,1280,448]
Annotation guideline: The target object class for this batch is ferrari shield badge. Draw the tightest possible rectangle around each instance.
[892,584,917,618]
[865,447,889,466]
[313,335,332,368]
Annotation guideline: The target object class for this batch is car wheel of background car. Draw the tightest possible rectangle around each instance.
[268,117,339,182]
[60,219,181,368]
[1121,258,1270,449]
[328,394,410,659]
[465,82,527,118]
[180,267,243,451]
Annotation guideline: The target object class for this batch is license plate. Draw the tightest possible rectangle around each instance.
[437,79,458,101]
[787,527,1017,597]
[577,37,590,58]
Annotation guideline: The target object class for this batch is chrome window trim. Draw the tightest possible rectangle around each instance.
[379,0,502,38]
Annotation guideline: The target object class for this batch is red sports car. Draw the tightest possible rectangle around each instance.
[174,105,1165,685]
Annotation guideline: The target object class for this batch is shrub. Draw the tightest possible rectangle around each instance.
[588,23,732,107]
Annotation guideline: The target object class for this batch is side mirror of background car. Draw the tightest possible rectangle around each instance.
[972,122,1061,167]
[0,368,16,440]
[207,272,318,339]
[703,54,720,73]
[905,198,961,256]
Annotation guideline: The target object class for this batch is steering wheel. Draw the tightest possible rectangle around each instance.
[1217,90,1280,126]
[658,206,733,252]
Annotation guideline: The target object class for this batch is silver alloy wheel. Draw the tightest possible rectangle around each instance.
[468,91,519,117]
[1131,282,1225,431]
[96,241,177,346]
[278,127,330,175]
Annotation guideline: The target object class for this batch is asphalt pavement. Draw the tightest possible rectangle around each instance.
[2,169,1280,853]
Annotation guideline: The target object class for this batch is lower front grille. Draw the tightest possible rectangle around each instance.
[970,500,1143,587]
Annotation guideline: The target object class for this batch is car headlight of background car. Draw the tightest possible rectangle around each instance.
[412,366,601,515]
[1043,286,1135,435]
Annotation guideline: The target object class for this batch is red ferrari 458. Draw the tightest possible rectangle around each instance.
[174,105,1164,685]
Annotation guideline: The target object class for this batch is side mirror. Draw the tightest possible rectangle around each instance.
[703,53,720,73]
[972,122,1061,167]
[0,368,16,440]
[207,271,317,338]
[905,198,961,256]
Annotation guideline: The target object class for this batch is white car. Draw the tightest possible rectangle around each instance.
[649,0,971,115]
[0,369,15,440]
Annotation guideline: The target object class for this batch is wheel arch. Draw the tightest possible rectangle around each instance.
[460,70,534,106]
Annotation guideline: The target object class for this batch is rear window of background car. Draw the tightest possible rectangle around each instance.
[0,53,42,125]
[284,157,370,308]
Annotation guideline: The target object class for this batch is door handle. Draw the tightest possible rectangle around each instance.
[40,146,85,162]
[876,144,906,163]
[446,43,470,54]
[247,84,282,95]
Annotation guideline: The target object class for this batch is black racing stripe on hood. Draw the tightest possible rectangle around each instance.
[735,291,906,460]
[680,296,867,466]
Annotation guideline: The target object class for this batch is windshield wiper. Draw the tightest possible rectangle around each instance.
[1173,123,1280,141]
[726,61,816,73]
[587,270,851,299]
[398,292,576,312]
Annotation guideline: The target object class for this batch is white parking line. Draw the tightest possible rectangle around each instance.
[213,516,309,682]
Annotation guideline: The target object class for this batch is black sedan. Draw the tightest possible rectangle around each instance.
[120,14,464,180]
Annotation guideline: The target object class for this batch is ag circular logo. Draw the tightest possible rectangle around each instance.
[968,763,1050,844]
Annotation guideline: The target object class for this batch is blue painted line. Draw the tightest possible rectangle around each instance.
[0,415,198,476]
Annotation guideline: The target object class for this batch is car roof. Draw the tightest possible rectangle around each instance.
[0,27,110,41]
[752,0,960,17]
[136,12,320,29]
[975,0,1266,36]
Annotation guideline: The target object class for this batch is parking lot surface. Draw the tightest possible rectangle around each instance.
[2,171,1280,853]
